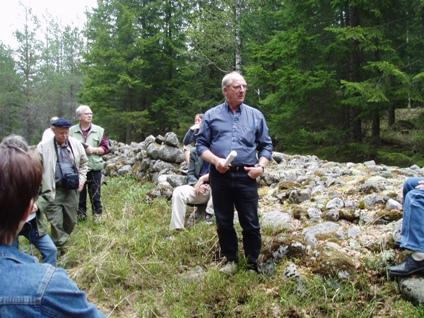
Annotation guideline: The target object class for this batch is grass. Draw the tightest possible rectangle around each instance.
[38,176,424,317]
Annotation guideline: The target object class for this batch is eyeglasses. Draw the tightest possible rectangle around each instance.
[231,84,247,91]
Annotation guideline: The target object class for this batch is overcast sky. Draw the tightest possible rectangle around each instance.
[0,0,98,49]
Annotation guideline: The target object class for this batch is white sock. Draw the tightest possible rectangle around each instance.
[411,252,424,261]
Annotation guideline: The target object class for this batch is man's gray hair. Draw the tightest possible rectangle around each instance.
[75,105,92,118]
[221,71,244,92]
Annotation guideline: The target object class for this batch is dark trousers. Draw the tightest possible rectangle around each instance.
[210,167,261,265]
[78,170,103,217]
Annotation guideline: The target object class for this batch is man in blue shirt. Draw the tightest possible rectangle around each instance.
[196,71,273,273]
[0,140,104,317]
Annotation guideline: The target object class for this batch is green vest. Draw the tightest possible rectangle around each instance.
[70,124,105,171]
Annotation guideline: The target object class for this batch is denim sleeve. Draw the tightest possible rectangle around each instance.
[41,268,105,318]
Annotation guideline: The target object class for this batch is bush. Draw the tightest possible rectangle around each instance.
[316,143,377,163]
[375,150,413,167]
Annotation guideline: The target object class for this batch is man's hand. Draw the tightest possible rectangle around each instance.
[214,157,230,174]
[245,165,264,179]
[195,183,210,195]
[194,175,210,194]
[78,181,85,192]
[190,123,200,130]
[85,145,96,155]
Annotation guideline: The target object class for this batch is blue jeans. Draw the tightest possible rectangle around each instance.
[210,167,261,265]
[18,218,57,266]
[402,177,424,200]
[400,177,424,252]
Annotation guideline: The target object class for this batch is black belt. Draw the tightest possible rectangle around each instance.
[228,165,253,172]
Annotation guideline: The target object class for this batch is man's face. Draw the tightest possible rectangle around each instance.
[194,115,202,125]
[53,127,69,145]
[80,108,93,125]
[224,75,247,108]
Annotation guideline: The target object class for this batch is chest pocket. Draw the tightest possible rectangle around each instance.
[238,124,256,147]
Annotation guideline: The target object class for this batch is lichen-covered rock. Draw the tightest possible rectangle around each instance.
[400,277,424,304]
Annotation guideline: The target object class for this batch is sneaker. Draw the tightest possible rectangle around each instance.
[219,261,237,274]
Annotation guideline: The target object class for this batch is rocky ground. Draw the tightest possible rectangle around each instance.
[103,133,424,304]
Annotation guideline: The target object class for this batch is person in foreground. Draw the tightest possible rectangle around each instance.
[0,142,105,317]
[196,71,273,274]
[1,134,57,266]
[390,177,424,277]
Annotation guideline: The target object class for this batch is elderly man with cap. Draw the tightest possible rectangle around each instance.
[37,118,88,252]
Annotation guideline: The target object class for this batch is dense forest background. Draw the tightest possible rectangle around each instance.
[1,0,424,165]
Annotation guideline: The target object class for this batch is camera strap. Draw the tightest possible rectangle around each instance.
[53,138,78,178]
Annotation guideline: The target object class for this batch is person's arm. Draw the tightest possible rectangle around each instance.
[256,113,273,161]
[186,150,199,185]
[244,156,269,179]
[85,133,109,156]
[194,173,209,194]
[196,113,229,174]
[182,128,196,146]
[200,149,229,174]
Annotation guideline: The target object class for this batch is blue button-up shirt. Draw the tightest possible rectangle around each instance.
[196,102,273,165]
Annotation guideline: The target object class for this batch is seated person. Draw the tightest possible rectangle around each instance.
[182,113,203,165]
[1,134,57,266]
[390,177,424,277]
[170,148,213,230]
[0,141,105,317]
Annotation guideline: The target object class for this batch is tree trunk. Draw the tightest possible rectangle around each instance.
[371,110,380,144]
[388,103,395,126]
[234,0,242,72]
[348,3,362,141]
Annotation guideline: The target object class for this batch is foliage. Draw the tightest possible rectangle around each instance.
[1,0,424,162]
[53,176,424,317]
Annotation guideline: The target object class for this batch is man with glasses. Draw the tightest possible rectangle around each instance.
[196,71,273,274]
[70,105,110,223]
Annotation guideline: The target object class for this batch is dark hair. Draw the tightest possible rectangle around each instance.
[0,144,42,244]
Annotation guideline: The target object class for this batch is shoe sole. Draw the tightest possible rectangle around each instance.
[389,267,424,277]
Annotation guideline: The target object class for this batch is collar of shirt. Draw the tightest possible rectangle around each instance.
[225,101,243,114]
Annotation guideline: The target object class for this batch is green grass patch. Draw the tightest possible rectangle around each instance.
[47,176,424,317]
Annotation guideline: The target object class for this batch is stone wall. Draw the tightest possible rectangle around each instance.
[104,133,424,303]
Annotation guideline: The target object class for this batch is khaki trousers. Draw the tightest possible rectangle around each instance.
[170,184,213,230]
[44,187,79,247]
